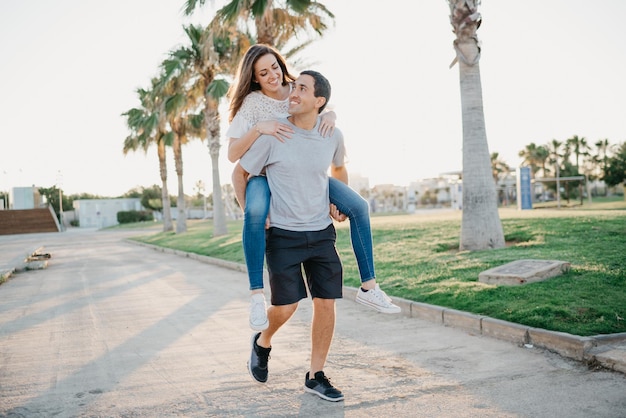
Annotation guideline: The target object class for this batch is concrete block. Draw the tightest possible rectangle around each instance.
[479,259,570,285]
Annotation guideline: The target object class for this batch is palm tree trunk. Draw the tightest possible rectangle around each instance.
[173,136,187,234]
[158,142,173,232]
[210,148,227,236]
[457,40,505,250]
[204,104,228,237]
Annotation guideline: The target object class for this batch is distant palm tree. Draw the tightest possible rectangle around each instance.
[490,152,510,185]
[594,139,611,171]
[593,139,612,195]
[518,143,541,178]
[448,0,504,250]
[535,145,550,178]
[546,139,564,204]
[122,79,174,232]
[547,139,563,177]
[603,142,626,195]
[518,143,550,180]
[566,135,590,171]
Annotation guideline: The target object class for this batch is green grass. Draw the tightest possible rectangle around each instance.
[128,197,626,337]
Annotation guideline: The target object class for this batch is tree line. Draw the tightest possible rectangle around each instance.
[514,136,625,194]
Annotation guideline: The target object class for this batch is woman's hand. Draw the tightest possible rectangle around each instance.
[329,204,347,222]
[319,111,336,137]
[256,120,294,142]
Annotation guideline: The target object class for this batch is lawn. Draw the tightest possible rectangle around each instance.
[128,197,626,337]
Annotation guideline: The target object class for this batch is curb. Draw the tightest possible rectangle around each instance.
[393,297,626,375]
[0,246,47,283]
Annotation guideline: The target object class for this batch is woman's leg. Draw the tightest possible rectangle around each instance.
[329,178,400,314]
[243,176,271,291]
[328,177,375,283]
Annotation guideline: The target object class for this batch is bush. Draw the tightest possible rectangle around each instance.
[117,210,154,224]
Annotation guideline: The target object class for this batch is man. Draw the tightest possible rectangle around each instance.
[232,70,346,402]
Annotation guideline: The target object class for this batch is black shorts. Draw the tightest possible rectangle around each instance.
[265,224,343,306]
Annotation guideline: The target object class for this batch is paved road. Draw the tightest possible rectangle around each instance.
[1,228,625,417]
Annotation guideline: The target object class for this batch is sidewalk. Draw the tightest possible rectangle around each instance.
[1,228,625,417]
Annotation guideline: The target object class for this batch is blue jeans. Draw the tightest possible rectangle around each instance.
[242,176,376,290]
[243,176,271,290]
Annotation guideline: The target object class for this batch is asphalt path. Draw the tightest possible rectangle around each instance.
[1,228,625,417]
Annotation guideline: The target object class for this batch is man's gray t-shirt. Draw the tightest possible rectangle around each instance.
[239,117,346,232]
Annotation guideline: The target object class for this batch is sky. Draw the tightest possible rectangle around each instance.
[1,0,625,197]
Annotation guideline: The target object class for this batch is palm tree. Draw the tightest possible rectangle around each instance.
[448,0,504,251]
[593,138,612,196]
[163,23,246,236]
[122,79,174,232]
[594,139,611,172]
[603,142,626,197]
[566,135,590,171]
[546,139,563,205]
[518,142,550,179]
[179,1,335,236]
[184,0,334,48]
[535,145,550,178]
[490,152,510,185]
[546,139,563,177]
[161,72,197,234]
[518,143,541,179]
[565,135,590,203]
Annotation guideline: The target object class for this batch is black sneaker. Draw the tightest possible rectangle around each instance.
[247,332,271,383]
[304,371,344,402]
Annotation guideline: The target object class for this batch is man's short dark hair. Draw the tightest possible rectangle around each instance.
[300,70,331,114]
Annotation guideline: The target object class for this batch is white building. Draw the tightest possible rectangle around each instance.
[8,186,45,209]
[73,198,143,228]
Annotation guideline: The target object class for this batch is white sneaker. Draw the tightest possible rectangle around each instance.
[249,294,269,331]
[356,284,401,314]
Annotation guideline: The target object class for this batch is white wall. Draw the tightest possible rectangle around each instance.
[73,198,142,228]
[9,186,38,209]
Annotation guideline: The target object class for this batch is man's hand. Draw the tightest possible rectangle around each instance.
[318,110,336,137]
[329,204,347,222]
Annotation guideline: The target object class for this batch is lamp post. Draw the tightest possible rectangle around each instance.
[195,180,207,219]
[57,170,64,231]
[555,164,560,209]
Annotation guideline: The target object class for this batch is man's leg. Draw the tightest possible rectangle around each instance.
[304,296,343,402]
[310,297,336,374]
[257,303,298,349]
[248,302,298,383]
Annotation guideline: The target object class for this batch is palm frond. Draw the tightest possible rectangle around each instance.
[206,78,229,100]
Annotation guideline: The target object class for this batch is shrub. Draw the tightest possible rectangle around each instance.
[117,210,154,224]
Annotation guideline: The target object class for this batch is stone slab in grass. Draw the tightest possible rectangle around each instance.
[478,259,570,286]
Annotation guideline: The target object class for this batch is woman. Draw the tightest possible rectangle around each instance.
[227,44,400,331]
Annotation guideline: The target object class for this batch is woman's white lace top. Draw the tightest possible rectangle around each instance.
[226,91,289,139]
